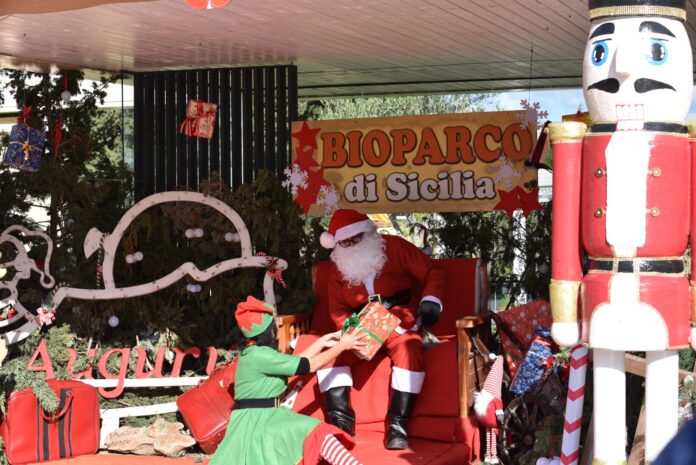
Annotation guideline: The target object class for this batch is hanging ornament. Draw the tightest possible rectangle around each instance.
[60,76,72,102]
[51,119,63,159]
[185,0,231,9]
[108,313,119,327]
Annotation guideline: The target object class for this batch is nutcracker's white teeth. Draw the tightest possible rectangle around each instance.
[616,104,644,131]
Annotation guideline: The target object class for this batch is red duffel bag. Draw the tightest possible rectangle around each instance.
[177,359,237,454]
[0,379,99,465]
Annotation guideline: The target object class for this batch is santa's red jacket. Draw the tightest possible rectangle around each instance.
[327,234,445,332]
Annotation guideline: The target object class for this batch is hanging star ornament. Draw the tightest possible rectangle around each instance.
[294,145,319,171]
[518,187,543,217]
[494,188,524,218]
[292,122,321,152]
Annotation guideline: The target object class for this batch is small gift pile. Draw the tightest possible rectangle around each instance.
[342,301,400,361]
[179,100,218,139]
[508,327,558,396]
[496,299,553,378]
[4,122,46,172]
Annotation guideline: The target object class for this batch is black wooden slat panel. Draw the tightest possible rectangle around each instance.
[220,69,231,187]
[264,67,275,172]
[276,67,288,174]
[143,74,155,196]
[253,68,265,172]
[133,73,145,198]
[175,70,188,189]
[288,65,298,122]
[134,65,297,194]
[231,69,243,189]
[165,72,177,190]
[197,70,209,183]
[154,73,166,193]
[186,70,198,191]
[242,68,253,185]
[209,69,220,176]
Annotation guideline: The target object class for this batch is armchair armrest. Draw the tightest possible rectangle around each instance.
[275,314,312,354]
[456,315,493,417]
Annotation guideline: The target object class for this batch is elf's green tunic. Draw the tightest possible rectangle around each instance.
[209,345,321,465]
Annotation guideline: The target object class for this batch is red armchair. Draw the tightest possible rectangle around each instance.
[276,258,491,465]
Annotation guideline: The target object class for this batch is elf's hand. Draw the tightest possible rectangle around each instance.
[690,327,696,351]
[417,300,441,328]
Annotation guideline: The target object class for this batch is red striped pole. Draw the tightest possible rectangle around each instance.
[560,344,589,465]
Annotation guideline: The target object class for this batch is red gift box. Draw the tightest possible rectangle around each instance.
[343,301,400,361]
[179,100,217,139]
[496,299,552,378]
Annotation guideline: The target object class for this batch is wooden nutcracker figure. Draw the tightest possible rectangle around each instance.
[549,1,696,463]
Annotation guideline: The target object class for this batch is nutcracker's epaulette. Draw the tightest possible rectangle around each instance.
[588,122,688,134]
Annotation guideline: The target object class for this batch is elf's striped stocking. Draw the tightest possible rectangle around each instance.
[320,434,363,465]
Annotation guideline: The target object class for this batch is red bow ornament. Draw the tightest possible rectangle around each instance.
[257,252,287,289]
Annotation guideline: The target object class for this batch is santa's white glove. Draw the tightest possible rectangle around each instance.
[690,327,696,351]
[551,322,580,348]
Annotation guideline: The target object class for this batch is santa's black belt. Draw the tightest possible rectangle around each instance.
[351,288,412,314]
[234,397,281,409]
[588,258,684,274]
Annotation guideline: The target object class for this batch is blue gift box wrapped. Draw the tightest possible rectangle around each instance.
[4,124,45,172]
[508,327,557,396]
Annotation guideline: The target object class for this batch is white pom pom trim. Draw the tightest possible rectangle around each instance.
[320,232,335,249]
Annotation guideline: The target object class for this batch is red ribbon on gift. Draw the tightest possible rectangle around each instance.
[179,116,199,136]
[51,119,63,159]
[257,252,287,289]
[17,105,32,124]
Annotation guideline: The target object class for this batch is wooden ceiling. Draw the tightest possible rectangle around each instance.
[1,0,695,98]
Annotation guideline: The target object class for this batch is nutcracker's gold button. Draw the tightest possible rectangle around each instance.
[651,167,662,177]
[594,208,604,218]
[595,168,604,178]
[650,207,660,217]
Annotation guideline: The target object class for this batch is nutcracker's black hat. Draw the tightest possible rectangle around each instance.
[589,0,686,21]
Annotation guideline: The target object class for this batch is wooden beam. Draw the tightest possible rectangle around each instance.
[627,401,646,465]
[624,353,693,382]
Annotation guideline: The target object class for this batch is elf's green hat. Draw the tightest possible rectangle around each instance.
[236,296,276,338]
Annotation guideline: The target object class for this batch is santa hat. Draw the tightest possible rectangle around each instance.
[588,0,686,22]
[235,296,276,338]
[320,209,375,249]
[474,354,504,427]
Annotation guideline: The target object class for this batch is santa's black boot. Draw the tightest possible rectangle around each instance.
[385,390,417,450]
[323,386,356,436]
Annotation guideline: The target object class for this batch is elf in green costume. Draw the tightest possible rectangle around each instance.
[210,296,367,465]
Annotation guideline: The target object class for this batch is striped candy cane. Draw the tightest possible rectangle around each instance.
[560,344,589,465]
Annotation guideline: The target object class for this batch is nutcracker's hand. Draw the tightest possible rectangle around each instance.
[551,322,580,347]
[417,300,441,328]
[690,327,696,351]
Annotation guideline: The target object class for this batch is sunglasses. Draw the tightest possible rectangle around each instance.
[337,232,364,248]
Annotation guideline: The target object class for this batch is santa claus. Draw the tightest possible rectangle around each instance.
[317,209,445,450]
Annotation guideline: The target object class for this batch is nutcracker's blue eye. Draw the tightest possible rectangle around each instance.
[645,39,667,65]
[592,41,609,66]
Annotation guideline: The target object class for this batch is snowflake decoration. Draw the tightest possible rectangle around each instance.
[281,163,308,195]
[492,155,523,190]
[516,99,549,129]
[315,185,341,216]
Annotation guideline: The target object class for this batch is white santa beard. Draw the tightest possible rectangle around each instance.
[331,232,386,286]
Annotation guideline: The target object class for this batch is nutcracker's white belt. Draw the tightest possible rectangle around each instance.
[588,257,684,275]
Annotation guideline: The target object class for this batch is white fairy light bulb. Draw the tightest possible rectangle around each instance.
[133,251,144,261]
[125,254,135,264]
[538,263,549,274]
[185,229,195,239]
[186,284,196,293]
[108,314,119,327]
[225,232,240,242]
[194,228,204,238]
[60,90,72,102]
